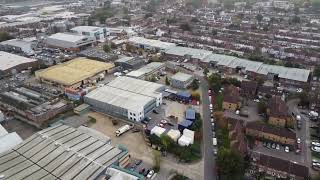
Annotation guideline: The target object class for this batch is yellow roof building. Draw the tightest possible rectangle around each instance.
[36,58,114,86]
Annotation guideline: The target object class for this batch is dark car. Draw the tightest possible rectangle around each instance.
[153,110,159,114]
[167,122,174,126]
[132,129,140,133]
[144,169,150,177]
[135,159,142,166]
[139,168,145,174]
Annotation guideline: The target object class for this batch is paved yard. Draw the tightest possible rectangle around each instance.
[2,118,39,139]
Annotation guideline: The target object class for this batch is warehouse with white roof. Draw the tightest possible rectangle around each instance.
[46,32,96,51]
[71,26,108,42]
[126,62,165,79]
[0,51,38,77]
[170,72,194,89]
[84,85,156,121]
[128,37,176,51]
[107,76,165,106]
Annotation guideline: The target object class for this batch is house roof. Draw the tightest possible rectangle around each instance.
[241,80,258,94]
[223,85,240,104]
[246,122,296,139]
[268,96,289,118]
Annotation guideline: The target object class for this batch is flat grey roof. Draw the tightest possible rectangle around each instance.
[165,46,211,60]
[126,62,164,78]
[0,124,123,180]
[171,72,193,82]
[107,76,164,99]
[85,85,155,111]
[128,37,176,50]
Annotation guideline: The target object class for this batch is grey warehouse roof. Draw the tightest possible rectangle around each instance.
[107,76,164,99]
[128,37,176,50]
[165,46,212,60]
[47,33,93,43]
[171,72,193,82]
[0,124,123,180]
[85,85,155,111]
[126,62,164,78]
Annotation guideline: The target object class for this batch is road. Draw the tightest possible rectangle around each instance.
[199,76,217,180]
[286,99,311,167]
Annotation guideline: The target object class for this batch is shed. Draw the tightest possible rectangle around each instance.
[178,120,193,132]
[185,108,196,121]
[151,126,166,137]
[178,135,193,146]
[167,129,181,142]
[183,128,194,144]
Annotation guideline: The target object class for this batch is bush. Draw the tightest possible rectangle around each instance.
[89,117,96,124]
[112,119,118,126]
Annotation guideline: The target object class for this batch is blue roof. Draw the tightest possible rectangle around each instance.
[176,91,191,98]
[186,108,196,120]
[179,119,193,127]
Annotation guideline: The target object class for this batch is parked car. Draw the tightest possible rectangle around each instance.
[153,110,159,114]
[312,141,320,147]
[297,138,301,144]
[143,169,150,177]
[276,144,280,150]
[132,129,140,133]
[147,170,154,178]
[285,146,290,152]
[312,146,320,153]
[135,159,142,166]
[272,143,276,149]
[267,142,271,148]
[160,120,168,124]
[139,168,145,174]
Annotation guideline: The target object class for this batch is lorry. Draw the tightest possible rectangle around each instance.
[115,124,133,137]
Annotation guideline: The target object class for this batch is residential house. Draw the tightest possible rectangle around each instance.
[249,152,309,180]
[246,122,296,146]
[223,85,241,111]
[241,81,258,98]
[267,96,293,127]
[228,118,247,156]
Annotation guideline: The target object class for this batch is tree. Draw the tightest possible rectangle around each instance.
[314,66,320,78]
[160,134,174,150]
[190,79,199,90]
[257,101,267,114]
[153,150,161,172]
[165,76,170,85]
[299,92,310,107]
[256,14,263,23]
[203,67,209,76]
[212,29,218,36]
[149,75,157,82]
[191,17,199,23]
[0,31,13,42]
[103,44,111,52]
[145,13,153,19]
[291,16,301,24]
[191,91,201,101]
[149,134,161,145]
[179,23,191,31]
[217,148,245,180]
[256,77,265,86]
[208,73,222,93]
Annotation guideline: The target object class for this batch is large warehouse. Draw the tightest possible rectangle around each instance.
[107,76,165,106]
[35,58,115,88]
[45,32,96,51]
[0,51,38,77]
[84,85,156,121]
[71,26,108,42]
[0,124,131,180]
[126,62,165,79]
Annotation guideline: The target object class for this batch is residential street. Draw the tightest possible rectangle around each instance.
[199,76,217,180]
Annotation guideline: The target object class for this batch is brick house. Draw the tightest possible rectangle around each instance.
[223,85,241,111]
[241,81,258,98]
[267,96,293,127]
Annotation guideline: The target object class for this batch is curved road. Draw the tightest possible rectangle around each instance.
[199,76,217,180]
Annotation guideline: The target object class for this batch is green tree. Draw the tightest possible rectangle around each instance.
[149,75,157,82]
[165,76,170,85]
[0,31,13,42]
[258,101,267,114]
[190,79,199,90]
[314,66,320,78]
[149,134,161,145]
[203,67,209,76]
[208,73,222,93]
[256,14,263,23]
[299,92,310,106]
[291,16,301,24]
[191,17,199,23]
[160,134,174,150]
[217,148,245,180]
[103,44,111,52]
[153,150,161,172]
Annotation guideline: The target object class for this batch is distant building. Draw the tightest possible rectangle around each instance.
[45,32,96,51]
[128,37,176,52]
[267,96,293,127]
[0,39,36,55]
[246,121,296,146]
[0,124,22,154]
[223,85,241,111]
[35,58,115,89]
[249,152,309,180]
[71,26,108,42]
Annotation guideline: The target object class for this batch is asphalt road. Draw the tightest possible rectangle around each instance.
[199,76,217,180]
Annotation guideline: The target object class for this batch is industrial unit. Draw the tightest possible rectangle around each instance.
[45,32,96,51]
[84,85,156,121]
[170,72,194,89]
[71,26,108,42]
[126,62,165,79]
[107,76,165,106]
[0,39,36,55]
[35,58,115,88]
[114,56,145,70]
[128,36,176,51]
[0,51,38,77]
[0,86,71,128]
[0,124,131,180]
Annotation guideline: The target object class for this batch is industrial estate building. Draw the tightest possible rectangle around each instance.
[45,32,96,51]
[170,72,194,89]
[0,124,132,180]
[0,124,22,154]
[128,36,176,51]
[71,26,108,42]
[114,56,145,70]
[0,86,71,128]
[127,62,165,79]
[35,58,115,88]
[0,39,36,55]
[0,51,38,77]
[85,76,164,121]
